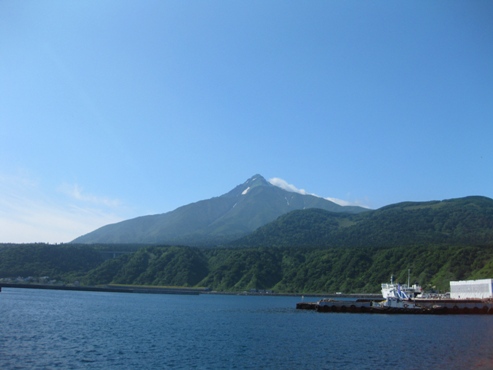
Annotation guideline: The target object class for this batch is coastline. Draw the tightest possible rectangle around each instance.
[0,282,382,298]
[0,283,203,295]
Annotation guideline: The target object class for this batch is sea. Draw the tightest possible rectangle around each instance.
[1,288,493,370]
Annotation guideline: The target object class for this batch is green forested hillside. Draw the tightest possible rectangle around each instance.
[82,244,493,293]
[84,245,209,287]
[3,243,492,293]
[231,196,493,248]
[0,244,105,281]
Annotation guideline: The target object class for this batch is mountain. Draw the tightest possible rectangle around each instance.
[72,174,368,246]
[229,196,493,248]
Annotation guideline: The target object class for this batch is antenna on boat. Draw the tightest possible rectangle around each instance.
[408,269,410,288]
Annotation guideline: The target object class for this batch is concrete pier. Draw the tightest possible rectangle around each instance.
[297,298,493,314]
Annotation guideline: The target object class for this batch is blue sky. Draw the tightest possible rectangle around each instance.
[1,1,492,243]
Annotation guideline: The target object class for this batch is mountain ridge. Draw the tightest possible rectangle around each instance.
[229,195,493,248]
[72,174,367,246]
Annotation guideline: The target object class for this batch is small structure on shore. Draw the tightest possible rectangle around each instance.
[450,279,493,299]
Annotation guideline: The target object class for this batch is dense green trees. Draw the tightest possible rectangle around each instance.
[3,243,492,294]
[0,243,104,281]
[230,196,493,248]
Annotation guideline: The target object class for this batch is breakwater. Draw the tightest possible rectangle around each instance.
[0,283,203,295]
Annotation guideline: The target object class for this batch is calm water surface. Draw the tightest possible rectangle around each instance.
[1,288,493,369]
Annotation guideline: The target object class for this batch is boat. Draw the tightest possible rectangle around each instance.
[372,285,421,310]
[381,271,422,299]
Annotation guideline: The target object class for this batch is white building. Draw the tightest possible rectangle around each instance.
[450,279,493,299]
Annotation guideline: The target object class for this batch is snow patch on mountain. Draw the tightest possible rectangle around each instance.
[242,187,250,195]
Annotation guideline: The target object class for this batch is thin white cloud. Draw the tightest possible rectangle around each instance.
[59,183,121,207]
[0,173,124,243]
[268,177,369,208]
[323,197,354,207]
[268,178,310,195]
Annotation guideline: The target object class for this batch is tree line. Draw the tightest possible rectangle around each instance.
[1,243,493,293]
